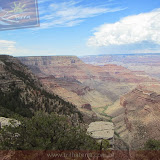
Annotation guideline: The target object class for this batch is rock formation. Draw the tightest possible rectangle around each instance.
[87,121,114,140]
[0,117,20,128]
[106,85,160,149]
[81,104,92,111]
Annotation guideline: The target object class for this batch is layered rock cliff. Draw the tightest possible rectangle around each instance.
[18,56,113,108]
[18,56,157,111]
[81,54,160,81]
[106,85,160,149]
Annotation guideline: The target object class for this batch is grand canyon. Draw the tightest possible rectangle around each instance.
[1,0,160,159]
[0,54,160,159]
[18,54,160,151]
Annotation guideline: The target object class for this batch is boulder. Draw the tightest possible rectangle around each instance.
[81,104,92,111]
[0,117,20,129]
[87,121,114,140]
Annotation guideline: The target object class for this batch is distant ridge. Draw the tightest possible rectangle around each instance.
[79,53,160,57]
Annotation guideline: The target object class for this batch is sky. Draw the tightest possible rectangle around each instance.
[0,0,160,57]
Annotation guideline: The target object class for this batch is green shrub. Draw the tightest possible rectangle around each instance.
[0,111,100,150]
[145,139,160,150]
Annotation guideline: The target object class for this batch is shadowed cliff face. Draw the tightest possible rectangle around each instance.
[106,85,160,149]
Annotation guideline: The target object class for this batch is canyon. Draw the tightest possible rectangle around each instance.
[81,54,160,80]
[18,55,160,149]
[18,56,157,108]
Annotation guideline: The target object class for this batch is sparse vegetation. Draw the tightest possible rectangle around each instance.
[134,139,160,160]
[144,139,160,150]
[115,131,120,138]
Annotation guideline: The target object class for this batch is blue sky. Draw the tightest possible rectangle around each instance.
[0,0,160,56]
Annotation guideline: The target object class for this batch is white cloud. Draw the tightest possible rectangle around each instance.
[88,9,160,47]
[39,0,126,28]
[0,40,16,55]
[0,40,57,56]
